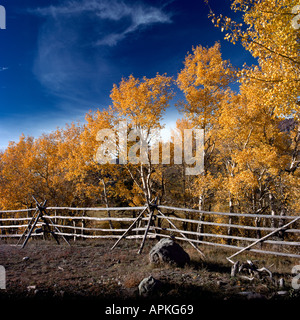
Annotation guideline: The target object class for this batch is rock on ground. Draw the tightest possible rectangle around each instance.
[138,276,161,297]
[149,238,190,267]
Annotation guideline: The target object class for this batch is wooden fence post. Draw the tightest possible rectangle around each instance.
[73,220,76,242]
[82,210,85,239]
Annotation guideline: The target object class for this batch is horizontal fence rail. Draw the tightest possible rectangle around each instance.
[0,205,299,259]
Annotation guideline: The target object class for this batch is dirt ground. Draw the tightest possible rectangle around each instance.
[0,238,299,305]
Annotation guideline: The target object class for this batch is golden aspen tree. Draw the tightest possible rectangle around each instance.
[168,118,193,206]
[215,79,297,238]
[50,123,85,205]
[63,111,121,207]
[210,0,300,117]
[176,42,236,129]
[176,44,237,240]
[110,73,174,204]
[204,0,299,229]
[28,130,80,206]
[0,136,35,209]
[209,0,299,215]
[176,42,236,206]
[176,43,236,214]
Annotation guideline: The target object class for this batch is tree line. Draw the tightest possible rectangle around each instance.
[0,1,299,226]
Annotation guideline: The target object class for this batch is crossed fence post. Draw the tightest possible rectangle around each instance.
[19,196,70,249]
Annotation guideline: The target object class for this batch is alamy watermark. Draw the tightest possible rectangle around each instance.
[0,5,6,29]
[95,121,204,176]
[292,265,300,290]
[0,265,5,290]
[292,5,300,30]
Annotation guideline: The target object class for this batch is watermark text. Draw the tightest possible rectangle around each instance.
[292,265,300,290]
[0,265,6,289]
[292,5,300,30]
[0,5,6,29]
[95,121,204,176]
[104,304,193,317]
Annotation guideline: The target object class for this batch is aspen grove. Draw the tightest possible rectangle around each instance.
[0,0,299,231]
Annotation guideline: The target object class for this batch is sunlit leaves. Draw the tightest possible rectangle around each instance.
[210,0,300,117]
[177,42,236,129]
[111,74,174,130]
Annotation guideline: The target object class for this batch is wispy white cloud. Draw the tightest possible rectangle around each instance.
[0,67,8,72]
[31,0,172,47]
[32,0,129,20]
[29,0,172,106]
[96,4,171,46]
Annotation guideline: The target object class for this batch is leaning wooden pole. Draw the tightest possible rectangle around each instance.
[41,214,60,245]
[138,205,155,254]
[157,209,205,259]
[48,216,70,246]
[16,207,39,246]
[227,216,300,263]
[110,207,147,251]
[21,210,42,248]
[20,200,47,248]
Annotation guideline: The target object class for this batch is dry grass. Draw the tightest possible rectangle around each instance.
[0,238,299,302]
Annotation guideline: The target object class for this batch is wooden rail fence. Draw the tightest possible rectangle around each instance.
[0,205,299,260]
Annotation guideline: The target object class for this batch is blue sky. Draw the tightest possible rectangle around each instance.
[0,0,256,150]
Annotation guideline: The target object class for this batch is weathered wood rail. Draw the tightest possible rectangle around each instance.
[0,205,299,259]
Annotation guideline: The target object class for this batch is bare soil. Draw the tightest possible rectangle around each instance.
[0,238,299,304]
